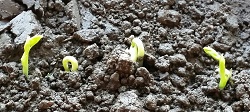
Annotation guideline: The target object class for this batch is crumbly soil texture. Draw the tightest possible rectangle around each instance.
[0,0,250,111]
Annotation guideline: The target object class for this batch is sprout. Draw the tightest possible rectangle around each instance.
[203,47,220,61]
[203,47,232,89]
[218,54,232,89]
[129,35,145,66]
[21,35,42,77]
[62,56,78,71]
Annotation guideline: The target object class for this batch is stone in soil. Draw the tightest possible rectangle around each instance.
[116,53,135,75]
[0,33,12,59]
[83,43,100,60]
[144,94,157,110]
[169,54,187,67]
[111,90,146,111]
[107,72,121,90]
[65,0,81,30]
[21,0,35,9]
[73,29,103,43]
[10,10,42,45]
[0,0,24,20]
[38,100,54,110]
[155,56,170,73]
[134,67,153,86]
[158,43,175,56]
[157,9,181,27]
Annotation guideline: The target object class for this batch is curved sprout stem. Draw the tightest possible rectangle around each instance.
[62,56,78,71]
[129,36,145,66]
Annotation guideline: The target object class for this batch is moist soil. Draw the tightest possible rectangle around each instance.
[0,0,250,111]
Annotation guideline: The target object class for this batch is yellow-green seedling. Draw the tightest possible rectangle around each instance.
[218,54,232,89]
[129,36,145,66]
[62,56,78,71]
[203,47,220,61]
[21,35,43,77]
[203,46,232,89]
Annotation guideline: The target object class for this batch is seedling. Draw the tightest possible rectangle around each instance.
[203,46,232,89]
[129,36,145,66]
[203,47,220,61]
[21,35,42,77]
[62,56,78,71]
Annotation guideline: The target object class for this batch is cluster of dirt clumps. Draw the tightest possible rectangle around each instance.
[0,0,250,111]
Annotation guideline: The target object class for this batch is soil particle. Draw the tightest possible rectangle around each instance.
[187,43,202,57]
[73,29,103,43]
[242,95,250,110]
[83,43,100,60]
[116,53,135,75]
[176,67,187,77]
[30,77,40,90]
[177,0,187,10]
[38,100,54,110]
[169,74,187,88]
[158,43,175,56]
[121,20,132,31]
[240,32,250,40]
[201,78,220,97]
[128,75,135,85]
[143,53,156,68]
[231,101,243,111]
[86,91,94,100]
[157,9,181,27]
[135,67,153,86]
[65,0,81,30]
[10,10,42,45]
[159,0,175,6]
[158,105,170,112]
[155,56,170,73]
[235,84,246,100]
[68,97,81,110]
[132,19,141,26]
[107,72,121,90]
[169,54,187,67]
[0,0,24,20]
[133,77,144,87]
[233,70,250,85]
[175,95,190,108]
[0,103,6,111]
[1,62,19,74]
[225,14,239,33]
[66,72,81,89]
[111,90,145,111]
[200,35,214,45]
[0,33,15,60]
[161,81,175,94]
[212,42,231,52]
[187,89,205,105]
[0,72,9,85]
[21,0,35,9]
[132,26,142,35]
[144,94,157,110]
[188,6,204,22]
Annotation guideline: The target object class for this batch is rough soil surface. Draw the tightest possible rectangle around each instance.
[0,0,250,111]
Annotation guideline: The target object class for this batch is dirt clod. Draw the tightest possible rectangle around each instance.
[145,94,157,110]
[10,11,42,45]
[83,43,100,60]
[111,90,145,111]
[157,9,181,27]
[38,100,54,110]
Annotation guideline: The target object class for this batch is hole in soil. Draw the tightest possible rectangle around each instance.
[243,21,249,26]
